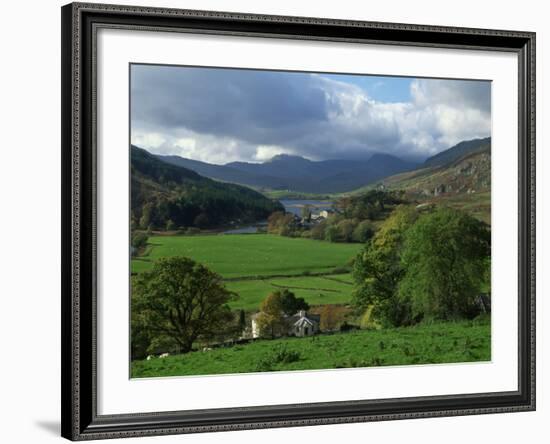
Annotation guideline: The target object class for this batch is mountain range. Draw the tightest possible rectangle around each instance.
[156,137,490,194]
[158,152,418,194]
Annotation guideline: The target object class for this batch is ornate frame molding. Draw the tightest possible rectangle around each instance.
[61,2,535,440]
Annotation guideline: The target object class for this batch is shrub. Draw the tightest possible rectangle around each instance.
[340,322,359,332]
[131,232,149,250]
[271,344,301,364]
[254,345,301,372]
[165,219,177,231]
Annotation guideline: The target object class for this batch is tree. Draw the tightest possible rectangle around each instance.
[352,205,419,327]
[131,232,148,250]
[278,214,297,237]
[336,219,357,242]
[267,211,285,233]
[310,220,327,240]
[267,211,296,236]
[193,213,210,228]
[278,289,310,315]
[131,257,237,354]
[352,220,375,243]
[398,208,490,321]
[238,309,246,332]
[320,304,344,331]
[255,292,287,338]
[139,202,154,229]
[324,224,339,242]
[165,219,177,231]
[301,204,312,221]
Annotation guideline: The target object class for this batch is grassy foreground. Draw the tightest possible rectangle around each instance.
[131,319,490,378]
[132,234,361,277]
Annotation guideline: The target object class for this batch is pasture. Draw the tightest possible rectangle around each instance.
[131,319,491,378]
[132,234,361,277]
[132,234,362,310]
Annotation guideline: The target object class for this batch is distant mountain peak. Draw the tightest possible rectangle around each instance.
[369,152,400,161]
[268,153,310,163]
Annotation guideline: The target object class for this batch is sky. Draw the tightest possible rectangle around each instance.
[131,64,491,164]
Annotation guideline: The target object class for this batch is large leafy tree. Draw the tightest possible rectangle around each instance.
[352,205,419,327]
[398,208,490,320]
[131,256,237,356]
[279,289,309,316]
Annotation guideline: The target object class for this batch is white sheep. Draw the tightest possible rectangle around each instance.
[159,352,170,358]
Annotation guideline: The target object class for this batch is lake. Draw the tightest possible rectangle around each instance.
[223,200,334,234]
[280,199,334,217]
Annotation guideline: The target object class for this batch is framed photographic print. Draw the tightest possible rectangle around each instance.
[61,2,536,440]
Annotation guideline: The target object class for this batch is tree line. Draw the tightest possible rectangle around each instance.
[267,190,404,243]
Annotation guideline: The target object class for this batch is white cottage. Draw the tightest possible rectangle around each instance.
[250,310,320,339]
[289,310,320,337]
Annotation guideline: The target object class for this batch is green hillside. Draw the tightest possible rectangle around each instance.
[131,145,283,230]
[423,137,490,168]
[132,319,490,377]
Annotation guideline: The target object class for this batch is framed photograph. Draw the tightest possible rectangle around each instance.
[61,2,535,440]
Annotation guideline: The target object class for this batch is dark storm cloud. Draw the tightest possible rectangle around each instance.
[131,65,328,147]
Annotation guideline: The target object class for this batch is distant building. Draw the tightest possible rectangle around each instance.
[250,310,321,339]
[319,209,333,219]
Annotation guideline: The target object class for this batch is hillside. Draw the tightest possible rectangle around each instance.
[157,155,288,189]
[131,319,490,377]
[375,140,491,223]
[423,137,490,168]
[159,152,417,194]
[131,146,283,230]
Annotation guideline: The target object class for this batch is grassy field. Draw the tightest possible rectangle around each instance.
[225,274,354,310]
[131,319,491,378]
[132,234,362,310]
[132,234,361,277]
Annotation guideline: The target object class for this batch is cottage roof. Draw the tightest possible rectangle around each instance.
[294,317,314,328]
[287,311,320,325]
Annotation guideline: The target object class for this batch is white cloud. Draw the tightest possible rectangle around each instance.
[131,67,491,163]
[254,145,295,162]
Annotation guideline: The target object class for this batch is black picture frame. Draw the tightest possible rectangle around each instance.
[61,2,536,440]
